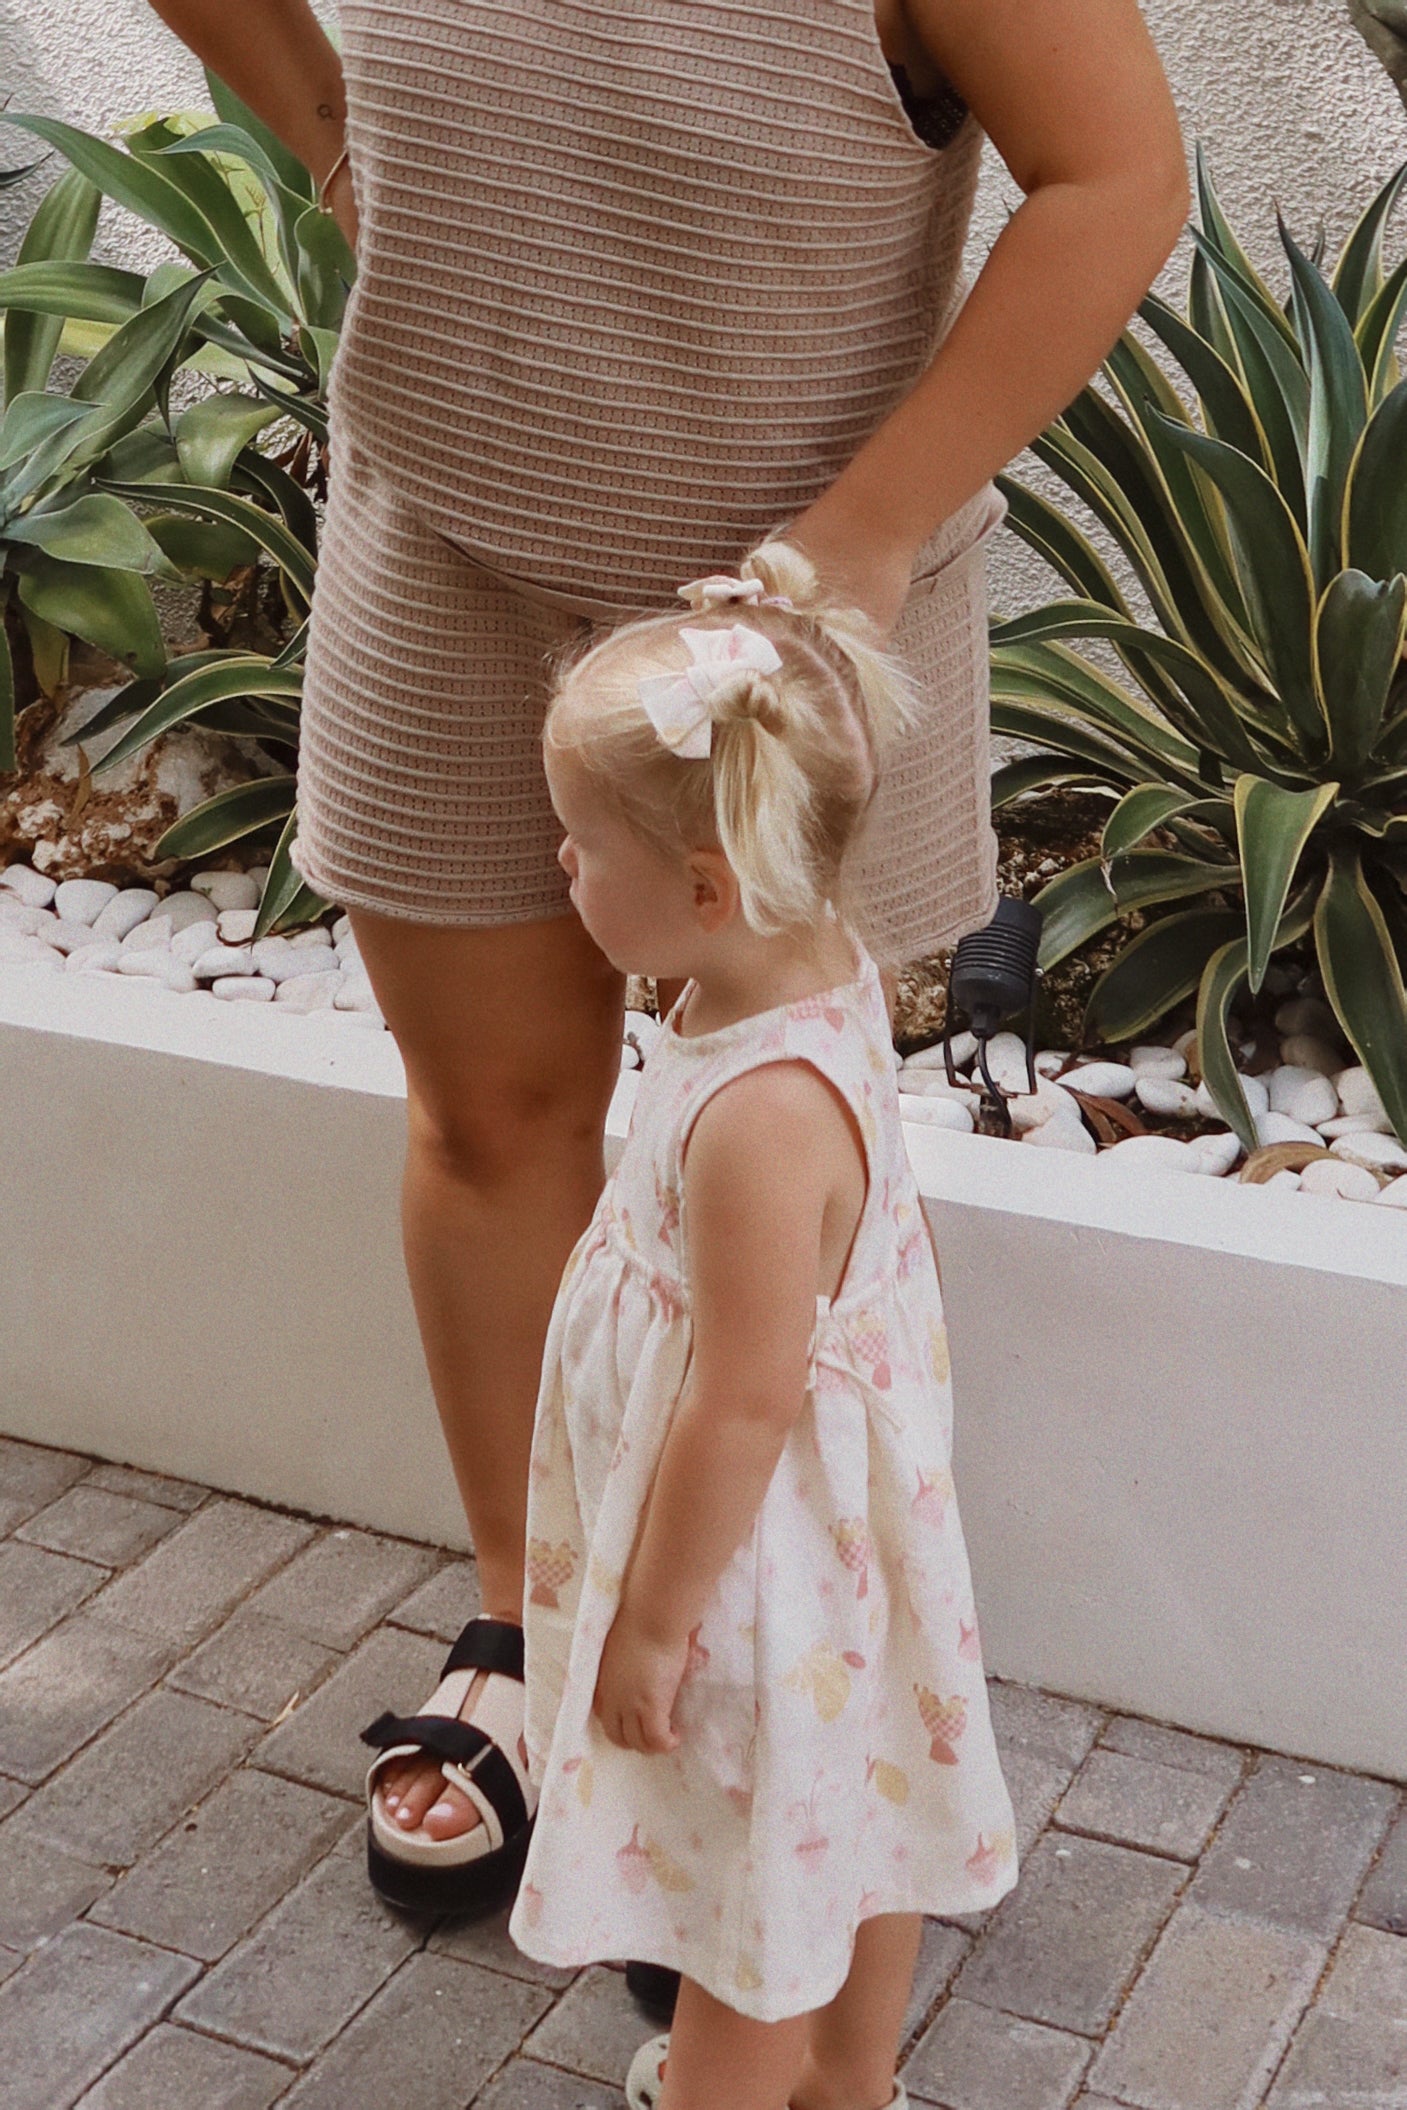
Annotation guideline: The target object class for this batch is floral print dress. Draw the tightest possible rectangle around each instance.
[507,938,1018,2021]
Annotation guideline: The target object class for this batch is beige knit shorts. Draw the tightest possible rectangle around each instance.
[290,436,1003,968]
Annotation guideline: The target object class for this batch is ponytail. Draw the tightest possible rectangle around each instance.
[543,537,922,939]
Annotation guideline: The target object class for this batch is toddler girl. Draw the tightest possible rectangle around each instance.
[506,543,1018,2110]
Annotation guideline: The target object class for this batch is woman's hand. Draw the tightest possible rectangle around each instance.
[775,508,919,642]
[592,1604,688,1754]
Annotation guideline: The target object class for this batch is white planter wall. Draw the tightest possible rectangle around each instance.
[3,965,1405,1781]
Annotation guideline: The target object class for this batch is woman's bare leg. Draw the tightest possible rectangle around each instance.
[657,1977,814,2110]
[349,902,624,1838]
[789,1913,922,2110]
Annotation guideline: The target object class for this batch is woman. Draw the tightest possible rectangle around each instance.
[149,0,1187,1923]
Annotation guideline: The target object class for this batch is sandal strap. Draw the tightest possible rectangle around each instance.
[360,1710,529,1839]
[442,1614,525,1682]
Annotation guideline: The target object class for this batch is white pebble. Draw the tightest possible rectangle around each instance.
[1336,1067,1387,1121]
[620,1042,640,1071]
[903,1031,978,1073]
[90,888,160,941]
[1278,1034,1341,1076]
[276,946,340,984]
[1098,1134,1199,1173]
[287,925,334,949]
[219,908,259,944]
[1255,1110,1326,1148]
[1194,1074,1270,1121]
[1185,1130,1242,1177]
[191,944,255,978]
[0,928,59,965]
[1373,1175,1407,1208]
[332,913,353,945]
[49,918,111,956]
[1263,1168,1302,1192]
[1128,1044,1186,1080]
[52,878,117,925]
[1329,1131,1407,1173]
[1023,1116,1096,1154]
[1318,1112,1393,1139]
[116,951,197,992]
[1274,996,1339,1039]
[1007,1080,1081,1135]
[0,899,53,937]
[1268,1066,1339,1127]
[1298,1158,1380,1202]
[190,870,260,911]
[246,865,270,888]
[899,1095,974,1134]
[1135,1076,1199,1118]
[1033,1049,1068,1079]
[274,970,342,1012]
[213,975,275,1001]
[121,915,175,954]
[979,1031,1033,1093]
[1062,1060,1137,1101]
[335,974,382,1018]
[66,941,122,973]
[1172,1027,1199,1058]
[250,936,328,984]
[898,1071,978,1104]
[0,863,56,908]
[171,919,225,964]
[150,889,217,934]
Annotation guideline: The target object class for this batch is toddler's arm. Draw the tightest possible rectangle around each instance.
[591,1059,863,1754]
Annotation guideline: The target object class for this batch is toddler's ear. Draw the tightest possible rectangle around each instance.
[687,848,738,933]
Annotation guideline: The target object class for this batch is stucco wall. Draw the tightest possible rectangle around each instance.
[2,0,1404,620]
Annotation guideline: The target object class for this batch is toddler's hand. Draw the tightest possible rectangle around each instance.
[592,1608,688,1755]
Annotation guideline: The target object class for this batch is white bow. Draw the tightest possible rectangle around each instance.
[636,625,783,759]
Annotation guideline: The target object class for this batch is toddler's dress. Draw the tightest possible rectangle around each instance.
[507,938,1017,2021]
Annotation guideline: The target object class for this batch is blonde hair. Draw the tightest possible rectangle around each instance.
[543,539,920,938]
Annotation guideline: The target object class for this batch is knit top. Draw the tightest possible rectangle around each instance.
[330,0,988,617]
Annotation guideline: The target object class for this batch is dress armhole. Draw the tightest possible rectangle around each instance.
[675,1055,874,1308]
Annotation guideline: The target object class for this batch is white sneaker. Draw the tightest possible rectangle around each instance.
[625,2031,670,2108]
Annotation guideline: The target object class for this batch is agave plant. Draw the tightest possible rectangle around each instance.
[0,67,352,933]
[989,150,1407,1147]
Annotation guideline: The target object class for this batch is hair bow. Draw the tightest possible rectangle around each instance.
[636,624,783,759]
[676,573,794,614]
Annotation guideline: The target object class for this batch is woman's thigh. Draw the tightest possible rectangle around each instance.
[349,907,625,1174]
[290,433,586,931]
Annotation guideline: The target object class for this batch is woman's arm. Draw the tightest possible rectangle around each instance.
[143,0,349,193]
[788,0,1191,633]
[591,1063,859,1754]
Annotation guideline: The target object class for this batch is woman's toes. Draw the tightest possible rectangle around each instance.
[422,1784,482,1841]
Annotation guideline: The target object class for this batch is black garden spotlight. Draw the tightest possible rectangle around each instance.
[941,894,1045,1134]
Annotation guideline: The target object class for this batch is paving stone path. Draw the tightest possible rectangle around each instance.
[0,1433,1402,2110]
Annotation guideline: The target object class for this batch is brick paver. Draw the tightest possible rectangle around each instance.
[954,1832,1186,2035]
[16,1483,184,1567]
[1354,1799,1407,1936]
[1087,1904,1327,2110]
[906,1995,1092,2109]
[0,1438,1397,2109]
[1188,1755,1396,1937]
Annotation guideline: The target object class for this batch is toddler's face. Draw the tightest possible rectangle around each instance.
[545,745,703,977]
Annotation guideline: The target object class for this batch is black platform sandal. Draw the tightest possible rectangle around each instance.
[360,1613,536,1916]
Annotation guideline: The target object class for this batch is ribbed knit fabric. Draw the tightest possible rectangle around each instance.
[290,0,1005,960]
